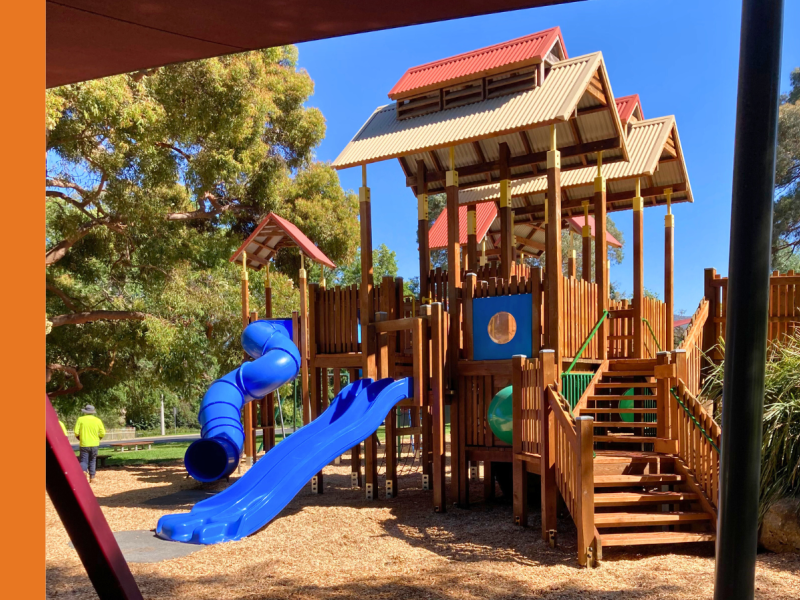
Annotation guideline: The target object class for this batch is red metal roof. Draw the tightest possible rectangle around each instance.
[674,317,692,328]
[566,216,623,248]
[230,212,336,270]
[615,94,643,124]
[428,203,497,249]
[388,27,566,100]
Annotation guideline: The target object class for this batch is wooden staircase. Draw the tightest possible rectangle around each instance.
[580,358,717,552]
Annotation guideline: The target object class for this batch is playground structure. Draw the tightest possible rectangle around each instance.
[156,28,730,566]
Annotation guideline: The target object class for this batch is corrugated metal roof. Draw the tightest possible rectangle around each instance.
[388,28,566,100]
[615,94,643,124]
[458,116,683,205]
[230,212,336,270]
[428,202,497,249]
[333,52,624,170]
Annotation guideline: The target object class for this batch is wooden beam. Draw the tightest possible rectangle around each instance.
[406,137,622,187]
[471,141,491,183]
[428,150,445,173]
[499,142,513,281]
[632,180,644,359]
[515,234,546,251]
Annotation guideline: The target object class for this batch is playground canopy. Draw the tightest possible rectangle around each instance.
[229,212,336,270]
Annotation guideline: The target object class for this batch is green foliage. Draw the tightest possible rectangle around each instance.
[330,244,399,286]
[702,333,800,518]
[773,67,800,263]
[46,48,359,422]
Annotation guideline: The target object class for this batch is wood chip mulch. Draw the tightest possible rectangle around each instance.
[46,446,800,599]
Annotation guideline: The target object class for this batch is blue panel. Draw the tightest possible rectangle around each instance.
[473,294,533,361]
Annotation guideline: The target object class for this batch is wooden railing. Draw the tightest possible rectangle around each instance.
[678,299,709,396]
[512,356,542,458]
[545,385,596,566]
[671,379,720,513]
[426,267,449,309]
[704,269,800,358]
[560,276,601,360]
[606,297,668,358]
[310,283,361,354]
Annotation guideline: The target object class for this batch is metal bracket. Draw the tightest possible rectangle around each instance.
[311,476,319,494]
[548,529,557,548]
[514,516,521,525]
[366,483,374,501]
[586,547,595,569]
[351,472,359,488]
[386,480,394,498]
[422,474,430,490]
[469,465,478,481]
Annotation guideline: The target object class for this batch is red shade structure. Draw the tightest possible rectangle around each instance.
[428,203,497,249]
[565,215,622,248]
[230,212,336,270]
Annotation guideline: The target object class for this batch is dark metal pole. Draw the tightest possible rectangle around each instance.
[715,1,784,598]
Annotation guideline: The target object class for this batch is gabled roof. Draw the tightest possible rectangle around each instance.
[565,216,623,248]
[458,115,692,217]
[428,203,497,249]
[333,52,627,184]
[388,28,567,100]
[615,94,643,125]
[230,212,336,271]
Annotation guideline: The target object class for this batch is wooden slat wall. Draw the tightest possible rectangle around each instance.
[548,386,579,519]
[678,299,709,396]
[559,275,599,360]
[642,296,668,358]
[707,270,799,347]
[519,357,542,456]
[607,296,667,359]
[458,371,509,449]
[312,284,361,354]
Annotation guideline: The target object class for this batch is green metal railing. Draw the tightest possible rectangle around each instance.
[561,310,609,409]
[642,317,662,357]
[670,388,720,453]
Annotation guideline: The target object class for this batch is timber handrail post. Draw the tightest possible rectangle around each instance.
[673,349,687,452]
[540,350,557,542]
[512,355,527,526]
[654,351,675,453]
[463,273,476,361]
[576,416,596,567]
[430,302,446,512]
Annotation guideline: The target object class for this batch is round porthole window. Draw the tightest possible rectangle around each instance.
[487,312,517,344]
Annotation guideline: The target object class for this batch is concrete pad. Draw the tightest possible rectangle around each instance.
[142,488,218,507]
[71,530,203,563]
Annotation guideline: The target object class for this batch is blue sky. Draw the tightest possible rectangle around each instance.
[297,0,800,313]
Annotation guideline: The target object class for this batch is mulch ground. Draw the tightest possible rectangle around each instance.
[46,445,800,599]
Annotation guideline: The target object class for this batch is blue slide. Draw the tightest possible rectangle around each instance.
[157,321,413,544]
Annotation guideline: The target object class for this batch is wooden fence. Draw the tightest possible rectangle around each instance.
[310,284,361,354]
[560,276,600,360]
[513,356,542,458]
[678,299,709,396]
[704,269,800,357]
[607,297,668,359]
[672,380,720,512]
[607,299,633,358]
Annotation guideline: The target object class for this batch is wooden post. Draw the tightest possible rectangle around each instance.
[360,165,378,500]
[576,416,595,567]
[430,302,446,512]
[702,268,719,361]
[567,248,576,279]
[311,363,324,493]
[499,143,513,282]
[594,154,608,360]
[512,355,528,526]
[540,349,557,541]
[633,178,645,358]
[300,263,311,425]
[532,267,543,355]
[349,366,362,488]
[241,253,253,466]
[462,274,476,361]
[673,349,687,454]
[420,305,434,491]
[479,239,487,267]
[654,351,675,453]
[665,189,675,351]
[581,201,592,282]
[546,126,563,375]
[467,204,478,273]
[264,267,275,453]
[376,311,397,498]
[249,310,260,462]
[446,146,462,369]
[417,160,430,304]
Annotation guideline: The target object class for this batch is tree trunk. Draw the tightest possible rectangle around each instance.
[50,311,146,328]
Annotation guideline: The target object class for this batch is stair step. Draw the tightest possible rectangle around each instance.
[583,407,658,414]
[600,531,716,547]
[594,474,683,487]
[595,511,712,528]
[594,450,671,463]
[602,371,655,377]
[595,383,658,389]
[594,435,669,444]
[609,359,657,371]
[595,492,699,506]
[588,395,656,401]
[592,422,658,428]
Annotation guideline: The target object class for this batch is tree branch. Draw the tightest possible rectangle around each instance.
[165,203,251,221]
[46,283,80,312]
[50,310,147,328]
[46,364,83,397]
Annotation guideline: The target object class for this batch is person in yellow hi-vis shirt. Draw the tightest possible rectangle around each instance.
[74,405,105,482]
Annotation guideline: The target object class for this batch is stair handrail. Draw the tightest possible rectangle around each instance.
[669,385,720,454]
[564,310,609,375]
[642,317,662,357]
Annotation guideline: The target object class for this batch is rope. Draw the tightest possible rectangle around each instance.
[670,388,720,454]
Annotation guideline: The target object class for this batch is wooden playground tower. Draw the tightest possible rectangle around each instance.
[260,28,721,566]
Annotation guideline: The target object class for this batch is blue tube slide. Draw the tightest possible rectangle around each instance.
[157,377,413,544]
[184,320,300,483]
